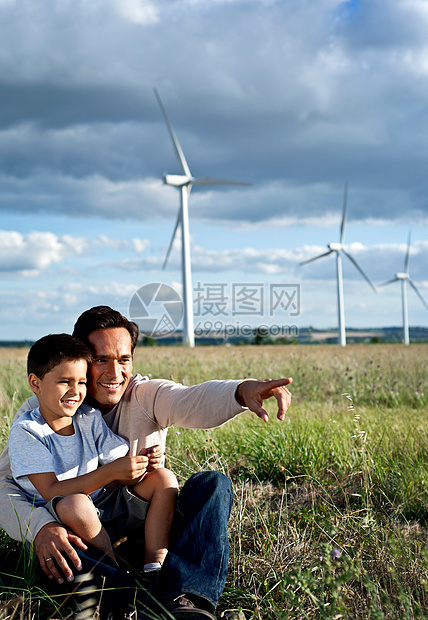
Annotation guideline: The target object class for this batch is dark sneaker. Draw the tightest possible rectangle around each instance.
[138,568,161,590]
[135,593,216,620]
[135,594,216,620]
[163,595,216,619]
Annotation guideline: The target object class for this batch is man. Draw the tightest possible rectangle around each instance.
[0,306,292,619]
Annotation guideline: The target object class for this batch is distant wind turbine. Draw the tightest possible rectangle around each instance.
[300,183,377,347]
[154,88,250,347]
[379,232,428,346]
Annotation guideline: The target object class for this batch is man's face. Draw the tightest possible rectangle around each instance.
[86,327,133,411]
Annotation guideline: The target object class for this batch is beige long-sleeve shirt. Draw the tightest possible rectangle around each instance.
[0,374,245,543]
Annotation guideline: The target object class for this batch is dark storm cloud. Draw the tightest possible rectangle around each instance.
[1,0,428,225]
[0,82,149,129]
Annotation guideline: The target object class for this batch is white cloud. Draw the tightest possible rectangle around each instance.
[108,236,428,286]
[0,230,152,275]
[131,238,151,253]
[0,231,89,273]
[111,0,158,24]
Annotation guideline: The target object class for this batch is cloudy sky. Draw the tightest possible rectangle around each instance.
[1,0,428,341]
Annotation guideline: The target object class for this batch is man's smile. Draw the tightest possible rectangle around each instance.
[99,381,125,390]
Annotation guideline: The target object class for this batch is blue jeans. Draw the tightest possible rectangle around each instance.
[46,471,233,617]
[153,470,233,608]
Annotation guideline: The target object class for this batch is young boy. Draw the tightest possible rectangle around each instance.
[8,333,178,576]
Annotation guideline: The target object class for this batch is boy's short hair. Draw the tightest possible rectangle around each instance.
[72,306,140,353]
[27,334,92,379]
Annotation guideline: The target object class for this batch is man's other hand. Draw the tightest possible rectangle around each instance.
[34,521,87,584]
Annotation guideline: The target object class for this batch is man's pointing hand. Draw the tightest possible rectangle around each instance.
[235,377,293,422]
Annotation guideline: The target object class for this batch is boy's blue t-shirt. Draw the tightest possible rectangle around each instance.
[8,403,129,506]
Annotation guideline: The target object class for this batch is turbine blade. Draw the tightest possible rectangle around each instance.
[342,248,377,292]
[378,278,399,287]
[154,88,192,178]
[162,209,182,270]
[192,176,251,186]
[404,231,411,274]
[300,249,333,266]
[408,278,428,309]
[340,182,348,244]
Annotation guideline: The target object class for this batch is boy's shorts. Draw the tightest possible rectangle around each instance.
[45,485,150,543]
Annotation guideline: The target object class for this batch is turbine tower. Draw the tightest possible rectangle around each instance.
[154,89,250,347]
[379,232,428,345]
[300,183,377,347]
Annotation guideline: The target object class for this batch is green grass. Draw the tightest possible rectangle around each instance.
[0,344,428,618]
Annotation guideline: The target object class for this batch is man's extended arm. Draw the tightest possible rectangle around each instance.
[140,376,292,429]
[150,379,247,429]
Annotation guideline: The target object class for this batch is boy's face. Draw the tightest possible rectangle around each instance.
[29,359,88,427]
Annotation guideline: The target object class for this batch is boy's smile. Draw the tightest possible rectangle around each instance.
[29,359,88,433]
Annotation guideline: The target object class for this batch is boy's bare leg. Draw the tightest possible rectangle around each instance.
[133,468,178,566]
[55,493,117,564]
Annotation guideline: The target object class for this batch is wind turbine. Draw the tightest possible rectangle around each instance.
[379,232,428,346]
[300,183,377,347]
[154,89,250,347]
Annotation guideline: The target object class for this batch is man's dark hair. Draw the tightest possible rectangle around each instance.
[27,334,92,379]
[72,306,140,353]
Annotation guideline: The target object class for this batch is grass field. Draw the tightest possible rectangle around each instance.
[0,344,427,619]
